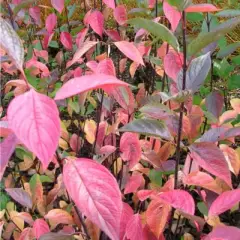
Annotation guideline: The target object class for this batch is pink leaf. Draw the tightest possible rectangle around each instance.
[163,2,181,32]
[189,142,232,187]
[0,133,18,181]
[88,10,104,37]
[205,226,240,240]
[45,13,57,33]
[63,158,122,240]
[105,29,121,41]
[60,32,72,50]
[103,0,115,9]
[115,41,144,65]
[208,189,240,216]
[51,0,65,14]
[76,28,88,48]
[186,4,220,13]
[158,190,195,215]
[120,202,134,240]
[97,58,116,76]
[120,132,141,169]
[164,50,183,81]
[5,188,32,209]
[114,5,127,26]
[69,41,97,67]
[7,89,61,169]
[124,174,144,194]
[33,219,50,240]
[29,7,41,26]
[206,91,224,119]
[55,74,128,100]
[124,214,143,240]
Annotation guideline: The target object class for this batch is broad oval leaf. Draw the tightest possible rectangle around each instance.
[63,158,122,240]
[205,226,240,240]
[185,4,220,13]
[7,89,61,169]
[208,189,240,216]
[114,41,144,65]
[128,18,179,51]
[123,214,143,240]
[119,119,173,141]
[114,5,127,26]
[88,10,104,37]
[0,17,24,72]
[163,2,181,32]
[45,13,57,33]
[6,188,32,209]
[206,91,224,119]
[189,142,231,187]
[158,189,195,215]
[60,32,72,50]
[177,52,211,92]
[188,17,240,56]
[120,133,141,169]
[33,219,50,240]
[51,0,64,14]
[55,74,128,100]
[0,133,18,181]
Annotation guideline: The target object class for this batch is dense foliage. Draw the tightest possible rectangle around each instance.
[0,0,240,239]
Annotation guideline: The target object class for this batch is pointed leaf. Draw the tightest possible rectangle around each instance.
[215,9,240,18]
[63,158,122,240]
[88,10,104,37]
[114,5,127,26]
[185,4,220,13]
[33,219,50,240]
[206,91,224,119]
[189,142,231,187]
[158,189,195,215]
[205,226,240,240]
[7,89,61,169]
[177,52,211,92]
[188,17,240,56]
[6,188,32,209]
[128,18,179,51]
[55,74,128,100]
[45,13,57,33]
[115,41,144,65]
[120,133,141,169]
[119,119,173,141]
[124,214,143,240]
[163,2,181,32]
[208,189,240,216]
[0,133,18,181]
[60,32,72,50]
[0,17,24,72]
[51,0,64,14]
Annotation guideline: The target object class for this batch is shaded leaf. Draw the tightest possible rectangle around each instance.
[206,91,224,119]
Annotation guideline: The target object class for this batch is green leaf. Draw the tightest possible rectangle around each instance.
[0,192,9,210]
[215,9,240,18]
[217,42,240,58]
[149,170,162,186]
[214,59,234,79]
[197,202,208,216]
[228,75,240,90]
[232,55,240,65]
[188,17,240,56]
[40,175,53,183]
[168,0,192,11]
[128,18,179,51]
[119,118,173,141]
[186,12,204,22]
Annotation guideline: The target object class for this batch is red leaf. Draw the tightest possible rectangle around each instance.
[158,190,195,215]
[114,5,127,26]
[63,158,122,240]
[120,202,134,240]
[5,188,32,209]
[208,189,240,216]
[185,4,220,13]
[29,7,41,26]
[205,226,240,240]
[124,174,144,194]
[115,41,144,65]
[164,50,183,81]
[124,214,143,240]
[120,132,141,169]
[60,32,72,50]
[88,10,104,37]
[189,142,232,187]
[7,89,61,169]
[51,0,65,14]
[55,74,128,100]
[163,2,181,32]
[103,0,115,9]
[45,13,57,33]
[33,219,50,240]
[0,133,18,181]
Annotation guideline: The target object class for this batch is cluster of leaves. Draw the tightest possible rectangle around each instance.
[0,0,240,240]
